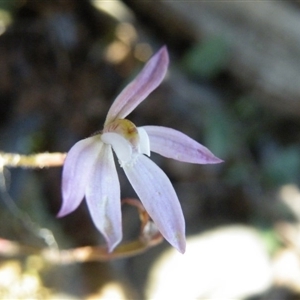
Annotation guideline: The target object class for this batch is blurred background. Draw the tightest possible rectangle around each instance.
[0,0,300,299]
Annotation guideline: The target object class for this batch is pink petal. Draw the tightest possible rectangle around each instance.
[58,136,101,217]
[105,46,169,125]
[85,144,122,252]
[123,155,186,253]
[143,126,223,164]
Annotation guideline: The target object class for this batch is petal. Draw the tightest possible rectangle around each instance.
[123,155,186,253]
[137,127,150,156]
[58,136,101,217]
[85,144,122,252]
[143,126,223,164]
[105,46,169,125]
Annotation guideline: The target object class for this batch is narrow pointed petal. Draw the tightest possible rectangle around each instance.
[58,136,101,217]
[105,47,169,125]
[85,145,122,252]
[123,155,186,253]
[143,126,223,164]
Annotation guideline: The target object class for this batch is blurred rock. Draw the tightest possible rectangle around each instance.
[146,225,272,299]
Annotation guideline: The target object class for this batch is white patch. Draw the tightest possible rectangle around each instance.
[101,132,132,165]
[138,127,150,156]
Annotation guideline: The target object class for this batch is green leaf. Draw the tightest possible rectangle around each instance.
[182,36,230,79]
[263,146,300,186]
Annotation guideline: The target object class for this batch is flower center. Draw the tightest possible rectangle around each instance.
[103,119,139,147]
[101,119,150,167]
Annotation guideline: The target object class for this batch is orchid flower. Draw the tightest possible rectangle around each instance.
[58,46,222,254]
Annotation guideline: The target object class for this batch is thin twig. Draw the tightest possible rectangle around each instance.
[0,197,163,263]
[0,232,163,264]
[0,152,66,168]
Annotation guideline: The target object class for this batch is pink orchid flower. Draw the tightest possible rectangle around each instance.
[58,47,222,253]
